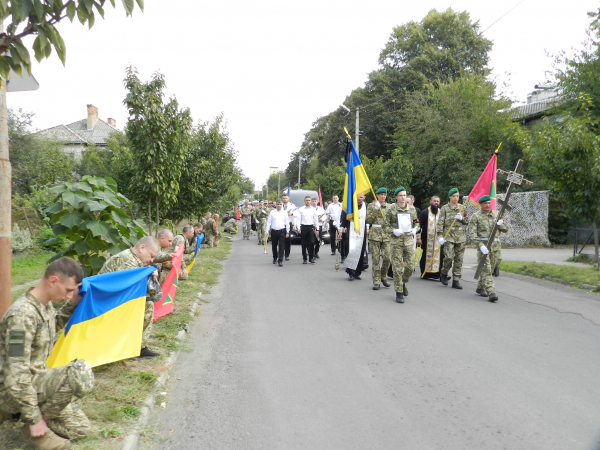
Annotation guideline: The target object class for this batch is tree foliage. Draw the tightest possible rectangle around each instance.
[0,0,143,79]
[43,175,146,275]
[75,144,113,179]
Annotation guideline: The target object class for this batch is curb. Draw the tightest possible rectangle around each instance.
[501,271,598,293]
[121,293,202,450]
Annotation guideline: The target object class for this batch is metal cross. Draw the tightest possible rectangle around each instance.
[474,159,533,280]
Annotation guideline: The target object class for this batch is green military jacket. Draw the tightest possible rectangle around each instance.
[184,235,196,254]
[254,206,268,222]
[437,203,469,244]
[99,248,144,274]
[204,218,218,237]
[468,210,508,250]
[385,203,419,246]
[200,218,208,226]
[154,234,186,263]
[240,206,253,219]
[0,290,76,424]
[366,202,390,243]
[224,218,237,231]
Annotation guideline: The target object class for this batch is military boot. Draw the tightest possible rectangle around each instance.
[493,265,500,277]
[21,426,70,450]
[382,279,390,287]
[440,273,449,286]
[403,283,408,296]
[373,284,380,290]
[475,287,487,297]
[452,280,462,289]
[488,293,499,303]
[395,292,404,303]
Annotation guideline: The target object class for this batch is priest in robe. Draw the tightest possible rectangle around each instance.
[339,194,368,281]
[417,196,444,280]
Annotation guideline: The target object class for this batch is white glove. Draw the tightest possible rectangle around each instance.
[373,201,381,210]
[393,229,402,237]
[480,245,489,255]
[438,237,446,245]
[454,213,463,221]
[409,227,417,237]
[497,219,504,226]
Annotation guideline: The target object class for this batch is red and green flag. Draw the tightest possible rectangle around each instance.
[468,153,497,210]
[153,242,184,321]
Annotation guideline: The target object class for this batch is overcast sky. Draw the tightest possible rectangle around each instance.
[9,0,599,190]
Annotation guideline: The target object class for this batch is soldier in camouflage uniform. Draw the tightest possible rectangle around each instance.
[224,217,237,234]
[200,212,211,227]
[99,236,162,358]
[254,201,268,245]
[240,201,254,240]
[0,258,94,449]
[213,214,223,247]
[203,216,218,248]
[385,187,420,303]
[469,195,508,302]
[437,188,469,289]
[156,227,195,274]
[367,187,392,290]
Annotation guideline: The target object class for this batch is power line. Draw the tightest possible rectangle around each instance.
[479,0,527,35]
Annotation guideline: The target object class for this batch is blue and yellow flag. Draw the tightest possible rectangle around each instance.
[47,266,156,368]
[342,140,374,233]
[186,234,205,273]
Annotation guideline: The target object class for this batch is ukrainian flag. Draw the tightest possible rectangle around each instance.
[343,139,374,233]
[186,233,205,273]
[47,266,156,368]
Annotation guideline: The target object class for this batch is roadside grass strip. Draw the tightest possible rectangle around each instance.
[0,239,231,450]
[500,261,600,292]
[10,251,50,286]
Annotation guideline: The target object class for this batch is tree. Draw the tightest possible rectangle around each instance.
[75,144,113,179]
[124,67,193,235]
[0,0,143,79]
[518,94,600,266]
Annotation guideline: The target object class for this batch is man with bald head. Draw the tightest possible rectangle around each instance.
[154,228,191,281]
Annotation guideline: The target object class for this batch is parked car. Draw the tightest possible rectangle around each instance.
[286,189,330,245]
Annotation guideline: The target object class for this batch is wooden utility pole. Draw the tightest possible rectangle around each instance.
[0,58,10,319]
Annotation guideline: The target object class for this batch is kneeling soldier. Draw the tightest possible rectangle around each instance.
[0,258,94,449]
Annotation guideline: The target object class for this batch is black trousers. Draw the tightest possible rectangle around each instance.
[300,225,315,260]
[271,229,286,262]
[329,220,337,253]
[284,226,291,258]
[341,229,349,259]
[314,225,323,255]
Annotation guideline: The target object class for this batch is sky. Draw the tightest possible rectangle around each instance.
[8,0,600,191]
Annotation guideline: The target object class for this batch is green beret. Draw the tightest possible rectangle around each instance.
[478,195,491,203]
[448,188,458,197]
[394,187,406,197]
[259,199,264,202]
[375,187,387,195]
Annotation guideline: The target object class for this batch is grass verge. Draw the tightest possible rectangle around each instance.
[500,261,600,291]
[0,237,232,449]
[11,251,50,287]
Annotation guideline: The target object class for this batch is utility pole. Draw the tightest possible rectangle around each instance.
[298,156,301,190]
[0,21,9,319]
[278,172,281,194]
[355,108,360,155]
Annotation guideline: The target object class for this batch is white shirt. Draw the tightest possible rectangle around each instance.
[295,205,318,228]
[315,205,326,226]
[325,202,342,226]
[266,208,290,233]
[281,202,296,225]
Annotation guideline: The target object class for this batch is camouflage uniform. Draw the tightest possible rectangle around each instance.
[469,210,509,296]
[99,249,157,348]
[366,202,391,287]
[224,218,237,234]
[437,202,469,280]
[240,206,254,239]
[203,219,218,248]
[155,234,193,281]
[254,206,268,245]
[385,203,420,293]
[0,291,94,440]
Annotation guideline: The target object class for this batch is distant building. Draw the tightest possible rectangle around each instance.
[35,104,119,159]
[269,167,278,176]
[507,85,563,127]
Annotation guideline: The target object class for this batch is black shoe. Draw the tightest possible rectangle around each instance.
[285,257,290,261]
[355,275,362,280]
[341,258,345,264]
[373,285,380,290]
[440,274,449,286]
[348,273,354,281]
[489,293,499,303]
[140,347,160,358]
[331,252,336,256]
[452,280,463,289]
[493,265,500,277]
[303,260,308,264]
[403,284,408,296]
[258,241,261,245]
[315,254,320,259]
[273,259,277,265]
[476,287,487,297]
[278,261,283,267]
[310,258,315,264]
[396,293,404,303]
[382,279,390,287]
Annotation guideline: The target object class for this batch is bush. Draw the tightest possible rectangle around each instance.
[36,226,69,253]
[11,224,34,253]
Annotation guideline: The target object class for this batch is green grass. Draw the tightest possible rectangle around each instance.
[500,261,600,289]
[0,238,232,450]
[10,251,50,286]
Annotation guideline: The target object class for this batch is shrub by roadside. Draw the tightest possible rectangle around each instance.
[500,261,600,292]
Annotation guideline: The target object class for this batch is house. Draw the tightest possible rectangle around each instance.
[35,104,119,159]
[507,85,564,127]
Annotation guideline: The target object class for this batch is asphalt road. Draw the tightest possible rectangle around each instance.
[149,233,600,450]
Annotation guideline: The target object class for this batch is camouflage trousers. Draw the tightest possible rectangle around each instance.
[158,254,194,284]
[214,231,222,246]
[142,300,154,348]
[441,242,465,279]
[0,362,92,440]
[242,218,252,238]
[369,239,391,286]
[257,220,266,244]
[202,233,215,248]
[477,247,502,295]
[224,224,237,234]
[391,243,416,292]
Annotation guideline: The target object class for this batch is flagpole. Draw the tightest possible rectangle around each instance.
[421,143,501,278]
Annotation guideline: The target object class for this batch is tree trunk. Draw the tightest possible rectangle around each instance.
[0,72,10,320]
[147,198,152,237]
[155,198,159,238]
[22,206,33,238]
[593,216,599,269]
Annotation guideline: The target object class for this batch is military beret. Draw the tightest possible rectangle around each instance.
[448,187,458,197]
[259,199,264,202]
[375,187,387,195]
[478,195,491,203]
[394,187,406,197]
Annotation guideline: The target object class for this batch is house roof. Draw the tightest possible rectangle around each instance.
[35,118,119,146]
[508,96,565,122]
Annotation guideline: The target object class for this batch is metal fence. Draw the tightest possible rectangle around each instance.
[462,191,550,247]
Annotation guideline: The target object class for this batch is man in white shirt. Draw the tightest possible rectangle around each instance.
[295,196,319,264]
[311,197,327,259]
[266,198,290,267]
[325,195,342,256]
[281,193,296,261]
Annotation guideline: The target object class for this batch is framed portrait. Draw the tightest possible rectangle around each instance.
[397,213,412,233]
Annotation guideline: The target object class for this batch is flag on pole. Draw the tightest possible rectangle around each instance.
[47,266,156,368]
[342,140,374,233]
[287,182,291,196]
[186,233,205,274]
[318,186,323,206]
[153,243,184,321]
[467,153,497,209]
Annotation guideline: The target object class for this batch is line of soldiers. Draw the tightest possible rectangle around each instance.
[239,199,278,244]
